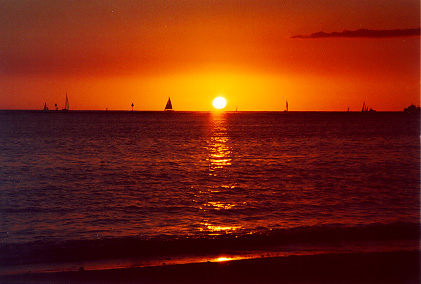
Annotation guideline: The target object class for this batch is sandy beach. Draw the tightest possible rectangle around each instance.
[2,250,419,284]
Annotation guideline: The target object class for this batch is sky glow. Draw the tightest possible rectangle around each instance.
[0,0,419,111]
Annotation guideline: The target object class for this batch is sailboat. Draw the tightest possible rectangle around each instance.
[43,102,48,111]
[62,93,69,111]
[284,100,288,112]
[361,102,375,112]
[361,102,367,112]
[164,97,174,111]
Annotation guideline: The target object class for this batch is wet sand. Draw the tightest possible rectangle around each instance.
[1,250,419,284]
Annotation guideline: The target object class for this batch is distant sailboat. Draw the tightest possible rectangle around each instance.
[62,93,69,111]
[361,102,366,112]
[43,102,48,111]
[362,102,375,112]
[284,100,288,112]
[164,97,174,111]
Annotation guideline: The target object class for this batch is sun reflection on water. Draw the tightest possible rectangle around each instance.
[206,114,232,172]
[201,201,235,210]
[208,136,232,169]
[196,113,242,236]
[200,222,242,234]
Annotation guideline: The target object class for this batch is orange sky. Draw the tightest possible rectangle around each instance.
[0,0,419,111]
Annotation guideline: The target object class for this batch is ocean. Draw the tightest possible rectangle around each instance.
[0,110,419,275]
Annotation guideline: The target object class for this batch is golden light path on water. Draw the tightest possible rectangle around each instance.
[197,112,241,235]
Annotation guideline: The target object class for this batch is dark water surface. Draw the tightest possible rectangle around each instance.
[0,111,419,273]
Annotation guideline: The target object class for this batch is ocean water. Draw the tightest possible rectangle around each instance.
[0,110,419,273]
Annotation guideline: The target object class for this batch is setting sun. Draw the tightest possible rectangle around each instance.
[213,97,227,109]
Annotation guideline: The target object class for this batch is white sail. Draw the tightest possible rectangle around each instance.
[62,93,69,111]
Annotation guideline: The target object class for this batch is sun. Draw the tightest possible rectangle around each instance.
[213,97,227,109]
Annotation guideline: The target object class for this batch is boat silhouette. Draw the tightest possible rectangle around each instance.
[164,97,174,111]
[62,93,69,111]
[361,102,375,112]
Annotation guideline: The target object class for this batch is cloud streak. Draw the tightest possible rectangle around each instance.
[291,28,420,39]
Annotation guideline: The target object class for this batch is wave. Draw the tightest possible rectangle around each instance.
[1,222,419,268]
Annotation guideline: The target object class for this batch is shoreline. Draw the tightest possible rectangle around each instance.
[2,250,419,284]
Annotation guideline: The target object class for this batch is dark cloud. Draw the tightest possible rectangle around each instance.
[291,28,420,39]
